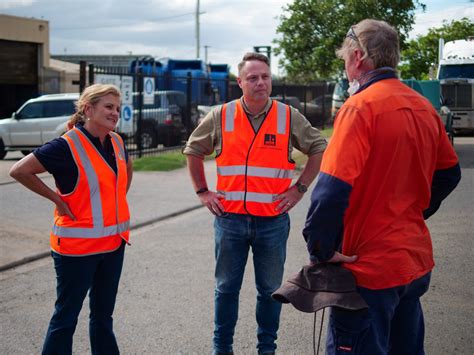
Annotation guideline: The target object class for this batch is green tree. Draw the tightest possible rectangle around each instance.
[399,18,474,80]
[274,0,424,82]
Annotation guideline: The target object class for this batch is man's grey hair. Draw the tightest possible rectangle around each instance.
[237,52,270,75]
[336,19,400,69]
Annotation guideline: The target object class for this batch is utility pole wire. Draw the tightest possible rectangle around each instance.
[55,12,196,30]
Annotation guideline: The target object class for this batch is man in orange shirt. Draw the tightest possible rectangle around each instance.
[303,19,461,354]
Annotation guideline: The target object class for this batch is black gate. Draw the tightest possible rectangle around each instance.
[79,63,333,158]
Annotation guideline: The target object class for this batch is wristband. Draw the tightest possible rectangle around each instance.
[196,187,208,194]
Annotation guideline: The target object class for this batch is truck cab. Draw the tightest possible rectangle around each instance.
[437,38,474,133]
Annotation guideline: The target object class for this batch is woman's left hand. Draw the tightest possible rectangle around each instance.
[56,199,76,220]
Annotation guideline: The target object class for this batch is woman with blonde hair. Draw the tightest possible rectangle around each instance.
[10,84,133,354]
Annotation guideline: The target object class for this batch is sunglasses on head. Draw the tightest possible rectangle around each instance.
[346,26,359,42]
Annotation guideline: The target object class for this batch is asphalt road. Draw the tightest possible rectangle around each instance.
[0,138,473,354]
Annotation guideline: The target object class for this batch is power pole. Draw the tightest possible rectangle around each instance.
[196,0,200,58]
[253,46,272,65]
[204,45,210,63]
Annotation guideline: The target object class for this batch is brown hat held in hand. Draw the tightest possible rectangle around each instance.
[272,263,368,313]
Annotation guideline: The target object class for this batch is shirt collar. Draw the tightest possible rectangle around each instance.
[75,123,111,145]
[355,67,398,94]
[240,97,272,119]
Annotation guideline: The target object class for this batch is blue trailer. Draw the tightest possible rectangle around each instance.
[209,64,229,103]
[130,56,166,90]
[165,59,212,105]
[129,57,218,105]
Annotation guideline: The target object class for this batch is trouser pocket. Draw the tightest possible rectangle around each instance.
[334,329,357,353]
[327,308,370,355]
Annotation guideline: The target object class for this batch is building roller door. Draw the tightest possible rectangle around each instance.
[0,39,38,118]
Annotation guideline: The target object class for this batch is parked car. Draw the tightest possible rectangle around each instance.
[130,90,198,149]
[197,104,219,125]
[271,95,331,127]
[304,94,333,126]
[0,93,78,159]
[271,96,303,112]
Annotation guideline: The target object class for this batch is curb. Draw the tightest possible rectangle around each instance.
[0,204,204,272]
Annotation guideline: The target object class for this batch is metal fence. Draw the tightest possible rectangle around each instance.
[80,63,224,158]
[79,62,334,158]
[229,80,335,128]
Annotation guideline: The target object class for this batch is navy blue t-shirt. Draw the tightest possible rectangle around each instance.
[34,125,129,194]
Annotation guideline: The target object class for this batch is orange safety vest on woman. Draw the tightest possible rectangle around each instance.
[216,99,295,216]
[50,127,130,256]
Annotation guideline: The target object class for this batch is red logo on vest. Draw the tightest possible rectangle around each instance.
[264,134,276,146]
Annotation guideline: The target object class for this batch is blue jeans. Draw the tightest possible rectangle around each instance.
[213,212,290,354]
[42,242,125,355]
[326,272,431,355]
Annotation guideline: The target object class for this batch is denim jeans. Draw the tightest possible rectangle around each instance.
[42,242,125,355]
[213,212,290,354]
[326,272,431,355]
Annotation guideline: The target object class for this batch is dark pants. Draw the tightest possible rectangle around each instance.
[42,242,125,355]
[326,272,431,355]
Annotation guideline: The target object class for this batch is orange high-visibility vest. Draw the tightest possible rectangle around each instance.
[50,127,130,256]
[216,99,295,216]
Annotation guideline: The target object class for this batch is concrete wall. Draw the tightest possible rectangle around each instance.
[48,59,80,93]
[0,14,81,95]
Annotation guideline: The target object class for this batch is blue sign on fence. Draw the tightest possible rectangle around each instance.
[120,104,133,133]
[143,77,155,105]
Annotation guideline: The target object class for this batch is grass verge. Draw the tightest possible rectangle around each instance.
[132,127,332,172]
[132,151,187,171]
[320,127,333,138]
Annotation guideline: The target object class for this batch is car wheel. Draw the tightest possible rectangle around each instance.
[0,139,6,160]
[21,150,32,156]
[138,128,158,149]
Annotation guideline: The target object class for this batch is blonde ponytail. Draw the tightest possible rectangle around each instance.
[67,111,86,130]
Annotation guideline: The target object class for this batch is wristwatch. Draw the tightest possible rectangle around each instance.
[295,182,308,193]
[195,187,208,194]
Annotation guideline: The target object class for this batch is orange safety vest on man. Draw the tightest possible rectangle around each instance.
[216,99,295,216]
[50,127,130,256]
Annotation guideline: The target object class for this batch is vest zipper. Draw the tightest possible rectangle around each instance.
[242,105,271,216]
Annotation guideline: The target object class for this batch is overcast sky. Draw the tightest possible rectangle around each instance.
[2,0,473,75]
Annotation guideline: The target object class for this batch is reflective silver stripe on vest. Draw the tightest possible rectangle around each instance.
[225,100,287,134]
[66,130,104,226]
[224,191,277,204]
[52,221,130,238]
[217,165,294,179]
[224,100,236,132]
[110,133,125,161]
[276,101,287,134]
[53,129,129,239]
